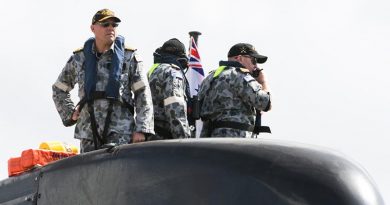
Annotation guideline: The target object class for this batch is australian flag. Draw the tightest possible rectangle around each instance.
[186,36,205,97]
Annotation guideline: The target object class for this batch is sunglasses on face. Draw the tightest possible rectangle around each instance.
[96,22,119,28]
[243,55,257,65]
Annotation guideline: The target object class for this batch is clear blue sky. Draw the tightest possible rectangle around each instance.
[0,0,389,203]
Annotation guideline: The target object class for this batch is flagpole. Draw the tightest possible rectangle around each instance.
[189,31,202,45]
[187,31,203,97]
[187,31,203,138]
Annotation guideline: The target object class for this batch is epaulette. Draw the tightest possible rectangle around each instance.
[237,67,250,73]
[125,46,136,51]
[73,47,83,54]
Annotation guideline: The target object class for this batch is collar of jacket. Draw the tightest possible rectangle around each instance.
[219,60,244,68]
[154,53,183,69]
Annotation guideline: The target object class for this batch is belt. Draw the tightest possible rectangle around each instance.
[209,120,254,132]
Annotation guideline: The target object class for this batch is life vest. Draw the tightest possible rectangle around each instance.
[148,53,186,78]
[83,35,125,101]
[213,66,227,78]
[80,36,130,150]
[213,66,250,78]
[147,63,160,78]
[202,64,271,135]
[147,62,198,137]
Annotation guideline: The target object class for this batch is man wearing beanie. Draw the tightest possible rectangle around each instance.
[52,9,154,152]
[147,38,191,139]
[198,43,272,137]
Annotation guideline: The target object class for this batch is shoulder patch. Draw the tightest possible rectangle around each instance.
[133,52,142,62]
[244,74,255,83]
[125,46,136,51]
[73,47,83,54]
[171,69,183,79]
[238,67,250,73]
[171,64,181,70]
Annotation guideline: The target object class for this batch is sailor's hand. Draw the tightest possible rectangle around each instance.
[71,106,80,121]
[131,132,145,143]
[256,70,270,92]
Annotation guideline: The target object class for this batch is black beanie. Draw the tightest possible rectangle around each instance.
[161,38,186,58]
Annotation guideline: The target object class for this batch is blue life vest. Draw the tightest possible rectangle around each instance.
[83,35,125,101]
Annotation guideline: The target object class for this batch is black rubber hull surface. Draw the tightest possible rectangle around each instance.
[0,138,384,205]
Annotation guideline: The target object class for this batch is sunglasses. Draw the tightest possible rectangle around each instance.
[242,55,257,65]
[96,22,119,28]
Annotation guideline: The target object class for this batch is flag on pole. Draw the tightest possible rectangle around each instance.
[186,35,205,138]
[187,36,204,97]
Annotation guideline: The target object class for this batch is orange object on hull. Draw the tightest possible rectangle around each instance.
[8,149,76,177]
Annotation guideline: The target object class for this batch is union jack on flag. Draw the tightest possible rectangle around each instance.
[186,35,205,138]
[186,36,204,97]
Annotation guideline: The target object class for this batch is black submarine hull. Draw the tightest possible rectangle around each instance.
[0,138,384,205]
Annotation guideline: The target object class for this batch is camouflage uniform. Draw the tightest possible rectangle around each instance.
[198,61,270,138]
[148,63,191,139]
[52,41,154,152]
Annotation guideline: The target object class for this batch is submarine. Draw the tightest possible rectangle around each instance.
[0,138,385,205]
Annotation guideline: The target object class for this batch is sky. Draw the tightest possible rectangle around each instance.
[0,0,389,202]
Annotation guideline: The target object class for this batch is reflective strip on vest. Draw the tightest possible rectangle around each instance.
[54,81,72,92]
[213,66,227,78]
[164,96,186,106]
[148,63,160,78]
[132,80,146,92]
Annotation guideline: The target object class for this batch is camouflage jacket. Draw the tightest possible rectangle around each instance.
[198,61,270,137]
[148,63,190,139]
[52,41,154,141]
